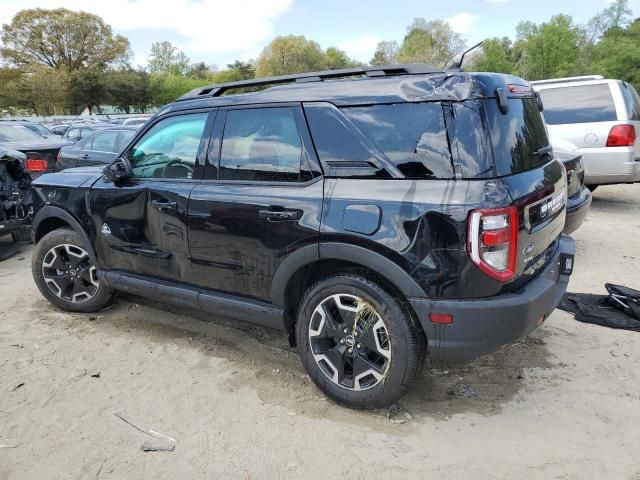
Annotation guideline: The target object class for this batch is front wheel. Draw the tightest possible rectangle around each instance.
[296,273,426,409]
[32,228,114,312]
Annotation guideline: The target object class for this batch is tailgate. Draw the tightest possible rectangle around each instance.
[501,159,566,279]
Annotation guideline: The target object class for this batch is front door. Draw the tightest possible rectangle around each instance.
[90,110,213,282]
[188,105,323,302]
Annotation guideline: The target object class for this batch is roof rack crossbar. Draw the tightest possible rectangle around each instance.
[176,63,442,101]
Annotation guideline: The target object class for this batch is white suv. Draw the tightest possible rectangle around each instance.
[531,76,640,189]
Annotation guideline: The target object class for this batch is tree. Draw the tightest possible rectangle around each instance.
[469,37,516,74]
[514,14,582,80]
[587,0,632,40]
[148,41,190,75]
[1,8,130,71]
[7,67,68,115]
[370,41,399,65]
[105,70,151,113]
[397,19,466,67]
[67,69,108,114]
[149,72,212,107]
[255,35,328,77]
[226,60,256,80]
[326,47,360,69]
[592,18,640,90]
[187,62,212,80]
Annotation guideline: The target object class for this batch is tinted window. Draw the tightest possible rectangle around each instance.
[0,125,43,142]
[452,102,493,178]
[219,108,303,182]
[88,130,118,152]
[621,82,640,121]
[342,103,453,179]
[129,113,207,179]
[539,84,617,124]
[485,97,550,176]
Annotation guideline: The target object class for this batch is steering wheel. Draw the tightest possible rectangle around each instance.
[162,159,194,178]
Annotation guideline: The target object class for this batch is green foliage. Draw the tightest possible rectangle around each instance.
[592,19,640,90]
[326,47,360,69]
[149,73,211,107]
[255,35,328,77]
[370,41,399,65]
[1,8,130,71]
[105,70,152,113]
[67,69,108,114]
[148,41,190,75]
[226,60,256,80]
[397,19,466,67]
[468,37,515,74]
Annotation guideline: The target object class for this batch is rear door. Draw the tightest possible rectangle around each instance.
[484,94,566,283]
[187,104,323,302]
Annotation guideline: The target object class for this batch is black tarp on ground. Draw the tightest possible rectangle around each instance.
[559,283,640,331]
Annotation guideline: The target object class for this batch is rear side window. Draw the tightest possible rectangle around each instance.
[485,97,550,176]
[342,103,454,179]
[538,84,617,124]
[219,107,304,182]
[89,130,118,152]
[621,82,640,121]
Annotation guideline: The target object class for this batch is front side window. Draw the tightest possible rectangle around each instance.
[219,108,303,182]
[66,128,82,141]
[538,84,617,124]
[342,102,454,179]
[129,113,207,179]
[115,130,136,152]
[88,130,119,152]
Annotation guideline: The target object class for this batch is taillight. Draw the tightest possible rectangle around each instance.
[606,124,636,147]
[467,207,518,282]
[25,159,48,172]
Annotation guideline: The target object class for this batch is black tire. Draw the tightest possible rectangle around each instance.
[296,273,426,409]
[32,228,114,313]
[587,185,598,192]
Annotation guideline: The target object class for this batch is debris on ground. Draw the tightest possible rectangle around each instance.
[448,385,477,398]
[0,439,18,449]
[387,404,412,424]
[91,372,101,378]
[113,412,176,452]
[11,382,24,391]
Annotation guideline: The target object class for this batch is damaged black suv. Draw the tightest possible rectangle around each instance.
[30,65,575,408]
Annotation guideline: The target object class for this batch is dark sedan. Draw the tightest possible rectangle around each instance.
[553,139,592,234]
[56,126,138,170]
[0,123,72,174]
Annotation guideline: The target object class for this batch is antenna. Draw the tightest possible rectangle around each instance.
[446,41,484,72]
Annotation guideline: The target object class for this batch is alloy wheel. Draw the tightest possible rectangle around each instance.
[308,293,391,391]
[42,243,99,303]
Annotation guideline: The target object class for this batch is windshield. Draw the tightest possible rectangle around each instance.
[0,125,45,142]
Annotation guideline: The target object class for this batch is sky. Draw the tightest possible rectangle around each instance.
[1,0,639,69]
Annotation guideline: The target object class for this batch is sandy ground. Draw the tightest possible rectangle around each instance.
[1,184,639,480]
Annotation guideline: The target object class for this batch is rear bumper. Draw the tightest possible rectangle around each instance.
[564,187,591,234]
[410,235,575,364]
[579,147,640,185]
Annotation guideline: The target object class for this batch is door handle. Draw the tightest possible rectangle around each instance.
[258,208,300,221]
[151,199,178,212]
[80,153,90,159]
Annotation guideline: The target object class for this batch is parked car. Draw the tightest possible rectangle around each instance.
[0,123,72,174]
[552,139,592,233]
[532,76,640,190]
[0,148,32,242]
[30,65,575,408]
[122,117,150,127]
[49,124,71,136]
[56,127,138,171]
[62,123,112,143]
[0,119,53,138]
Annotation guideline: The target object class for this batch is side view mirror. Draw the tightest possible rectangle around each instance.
[103,157,132,184]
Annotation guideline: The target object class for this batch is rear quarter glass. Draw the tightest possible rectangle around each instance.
[538,84,617,124]
[621,82,640,121]
[484,97,550,176]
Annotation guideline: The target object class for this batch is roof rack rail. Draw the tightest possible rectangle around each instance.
[176,63,442,101]
[530,75,605,86]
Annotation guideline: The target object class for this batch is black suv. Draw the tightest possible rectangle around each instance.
[30,65,575,408]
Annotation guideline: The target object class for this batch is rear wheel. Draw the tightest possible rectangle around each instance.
[296,273,426,409]
[32,228,114,312]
